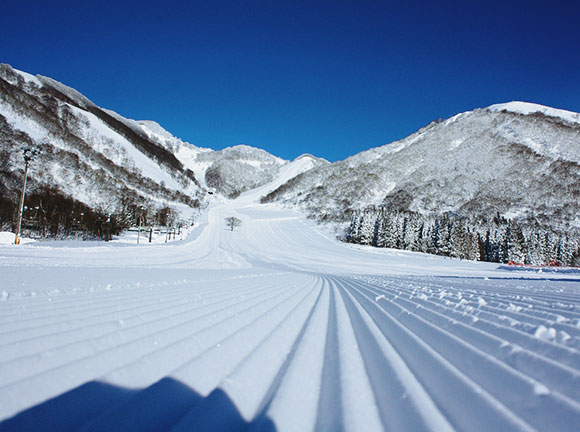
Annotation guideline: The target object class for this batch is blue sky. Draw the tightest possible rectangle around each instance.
[1,1,579,161]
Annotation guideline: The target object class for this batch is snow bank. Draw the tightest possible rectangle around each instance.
[0,232,35,245]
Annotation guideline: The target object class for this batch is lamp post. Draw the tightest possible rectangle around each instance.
[137,206,145,244]
[14,148,39,245]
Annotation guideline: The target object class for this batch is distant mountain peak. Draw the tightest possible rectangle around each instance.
[294,153,328,164]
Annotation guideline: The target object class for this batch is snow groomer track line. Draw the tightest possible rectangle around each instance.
[1,180,580,431]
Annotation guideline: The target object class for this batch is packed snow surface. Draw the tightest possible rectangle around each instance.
[1,181,580,431]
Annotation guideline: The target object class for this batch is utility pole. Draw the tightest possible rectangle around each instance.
[14,148,39,245]
[137,206,145,244]
[137,209,142,245]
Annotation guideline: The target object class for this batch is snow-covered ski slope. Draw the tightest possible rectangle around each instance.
[1,183,580,431]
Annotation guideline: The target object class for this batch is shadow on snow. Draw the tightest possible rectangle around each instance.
[0,378,277,432]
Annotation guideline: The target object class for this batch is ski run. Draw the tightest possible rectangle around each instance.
[1,185,580,431]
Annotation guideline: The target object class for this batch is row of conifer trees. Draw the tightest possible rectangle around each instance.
[346,208,580,266]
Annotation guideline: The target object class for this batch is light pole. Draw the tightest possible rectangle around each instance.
[14,148,39,245]
[137,206,145,244]
[137,210,141,244]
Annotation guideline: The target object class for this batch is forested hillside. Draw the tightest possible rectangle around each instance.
[347,208,580,266]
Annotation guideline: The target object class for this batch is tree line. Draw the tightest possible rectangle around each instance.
[346,208,580,266]
[0,185,185,241]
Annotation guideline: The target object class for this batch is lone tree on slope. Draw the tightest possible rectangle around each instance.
[225,216,242,231]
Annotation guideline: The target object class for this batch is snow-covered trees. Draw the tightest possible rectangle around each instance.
[346,208,580,266]
[358,210,378,245]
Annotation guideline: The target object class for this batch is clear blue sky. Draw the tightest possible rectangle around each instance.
[1,1,579,161]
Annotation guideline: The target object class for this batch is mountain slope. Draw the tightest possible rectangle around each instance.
[3,62,578,235]
[134,122,312,198]
[0,64,204,218]
[263,102,580,228]
[0,64,309,230]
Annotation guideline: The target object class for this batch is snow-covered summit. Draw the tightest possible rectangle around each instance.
[263,103,580,228]
[237,152,329,204]
[138,120,181,142]
[214,144,286,165]
[10,67,41,85]
[294,153,329,164]
[488,101,580,125]
[137,120,211,157]
[37,74,98,110]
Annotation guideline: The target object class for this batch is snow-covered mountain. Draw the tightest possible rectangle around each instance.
[2,62,578,235]
[0,64,312,224]
[263,102,580,228]
[0,64,206,218]
[134,121,329,198]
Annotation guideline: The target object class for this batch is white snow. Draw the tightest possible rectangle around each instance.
[76,107,184,191]
[13,69,41,85]
[1,170,580,431]
[0,232,35,245]
[449,138,463,149]
[0,82,199,213]
[535,325,558,341]
[0,99,48,141]
[236,154,327,204]
[489,101,580,125]
[138,120,182,143]
[37,75,96,109]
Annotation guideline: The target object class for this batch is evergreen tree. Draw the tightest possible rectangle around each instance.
[400,216,409,249]
[505,222,525,264]
[437,217,451,256]
[359,210,377,245]
[343,207,579,266]
[428,219,441,254]
[346,211,362,243]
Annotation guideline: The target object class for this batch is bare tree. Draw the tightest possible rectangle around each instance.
[165,208,178,242]
[225,216,242,231]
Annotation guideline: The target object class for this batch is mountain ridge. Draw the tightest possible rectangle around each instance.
[0,64,306,218]
[0,63,316,237]
[262,103,580,229]
[1,63,578,239]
